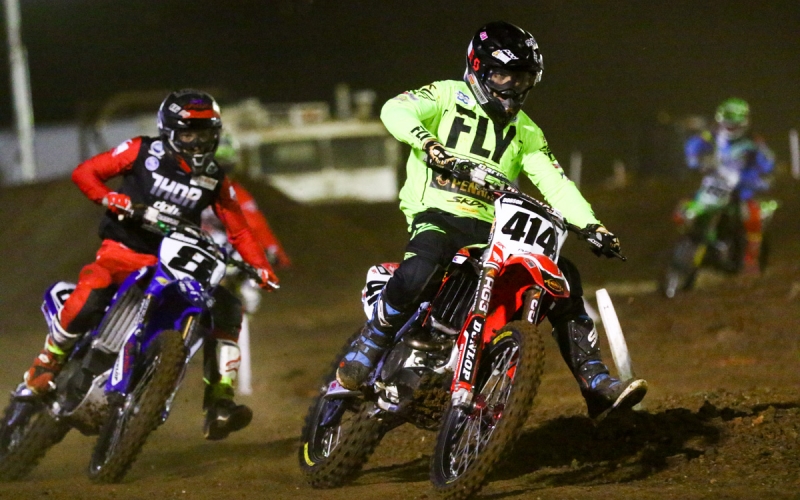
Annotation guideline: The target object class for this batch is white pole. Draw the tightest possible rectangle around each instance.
[594,288,634,381]
[569,150,582,188]
[238,314,253,395]
[790,129,799,180]
[4,0,36,182]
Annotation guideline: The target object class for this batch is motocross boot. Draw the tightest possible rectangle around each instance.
[203,380,253,441]
[23,315,80,395]
[336,294,408,391]
[202,338,252,440]
[552,316,648,421]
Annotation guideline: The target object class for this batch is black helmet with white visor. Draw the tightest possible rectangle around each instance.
[465,21,543,127]
[157,89,223,176]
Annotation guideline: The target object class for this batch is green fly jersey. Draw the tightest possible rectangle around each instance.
[380,79,601,229]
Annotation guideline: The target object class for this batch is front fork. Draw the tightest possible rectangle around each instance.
[161,314,200,422]
[450,258,547,409]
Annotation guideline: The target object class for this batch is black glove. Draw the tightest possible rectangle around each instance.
[584,224,621,258]
[423,139,456,171]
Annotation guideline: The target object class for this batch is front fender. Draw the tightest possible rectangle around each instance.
[483,254,570,341]
[507,254,570,298]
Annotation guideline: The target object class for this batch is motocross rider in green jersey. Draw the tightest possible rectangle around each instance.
[337,21,647,421]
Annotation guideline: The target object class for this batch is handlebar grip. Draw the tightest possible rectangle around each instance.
[566,222,627,261]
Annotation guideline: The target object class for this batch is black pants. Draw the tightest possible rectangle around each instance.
[383,209,587,323]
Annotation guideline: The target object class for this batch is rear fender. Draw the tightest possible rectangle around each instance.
[361,263,399,318]
[483,255,569,342]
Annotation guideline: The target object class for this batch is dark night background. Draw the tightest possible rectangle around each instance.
[1,0,799,180]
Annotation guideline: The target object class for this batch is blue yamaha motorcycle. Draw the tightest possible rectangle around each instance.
[0,205,261,483]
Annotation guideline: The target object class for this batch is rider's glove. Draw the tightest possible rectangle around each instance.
[423,139,456,171]
[256,268,280,291]
[584,224,621,258]
[102,192,132,215]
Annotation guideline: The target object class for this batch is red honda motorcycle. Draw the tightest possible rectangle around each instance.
[299,160,619,499]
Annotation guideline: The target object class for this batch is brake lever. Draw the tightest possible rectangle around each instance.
[566,223,627,261]
[584,234,627,261]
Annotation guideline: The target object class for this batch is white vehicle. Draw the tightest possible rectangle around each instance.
[223,96,400,203]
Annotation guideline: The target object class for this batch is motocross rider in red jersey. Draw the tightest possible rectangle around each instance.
[23,89,279,440]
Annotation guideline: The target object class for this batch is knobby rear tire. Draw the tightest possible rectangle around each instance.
[87,330,186,483]
[298,327,385,488]
[430,320,544,500]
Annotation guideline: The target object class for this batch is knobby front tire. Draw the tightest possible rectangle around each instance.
[87,330,185,483]
[430,320,544,500]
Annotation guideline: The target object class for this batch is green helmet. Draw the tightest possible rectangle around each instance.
[715,98,750,133]
[214,130,241,173]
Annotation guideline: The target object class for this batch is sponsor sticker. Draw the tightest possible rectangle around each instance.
[492,49,518,64]
[169,232,199,245]
[479,31,488,40]
[145,156,160,171]
[190,175,218,190]
[149,140,165,158]
[544,278,564,294]
[459,316,484,381]
[431,173,493,204]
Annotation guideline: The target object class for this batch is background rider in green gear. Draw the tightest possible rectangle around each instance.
[682,97,775,275]
[336,20,647,421]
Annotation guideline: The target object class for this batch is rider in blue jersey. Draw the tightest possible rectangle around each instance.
[683,98,775,273]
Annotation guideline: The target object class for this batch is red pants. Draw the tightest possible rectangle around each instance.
[60,240,157,332]
[60,239,243,341]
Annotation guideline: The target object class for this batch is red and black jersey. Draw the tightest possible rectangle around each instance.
[71,136,273,272]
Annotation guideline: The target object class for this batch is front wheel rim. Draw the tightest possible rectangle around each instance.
[442,340,519,480]
[305,394,363,464]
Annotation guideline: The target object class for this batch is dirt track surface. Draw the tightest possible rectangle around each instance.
[1,176,799,500]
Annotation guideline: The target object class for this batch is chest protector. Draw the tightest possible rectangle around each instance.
[99,137,224,255]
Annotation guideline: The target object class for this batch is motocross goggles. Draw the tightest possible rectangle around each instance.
[485,68,537,98]
[174,128,220,156]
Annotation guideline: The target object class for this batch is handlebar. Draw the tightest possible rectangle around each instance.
[564,222,627,261]
[444,159,627,261]
[448,159,518,193]
[226,253,280,290]
[112,203,279,288]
